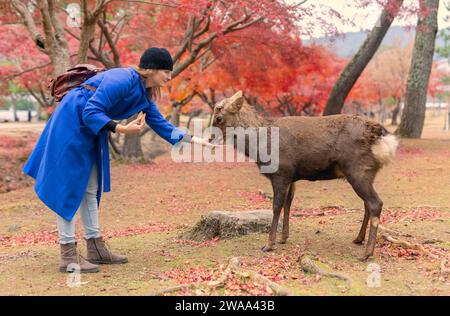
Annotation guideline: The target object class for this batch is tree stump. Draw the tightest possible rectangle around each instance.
[180,210,280,241]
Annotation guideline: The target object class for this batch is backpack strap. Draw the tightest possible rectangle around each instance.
[82,84,97,91]
[82,68,133,92]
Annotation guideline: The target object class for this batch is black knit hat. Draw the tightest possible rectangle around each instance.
[139,47,173,71]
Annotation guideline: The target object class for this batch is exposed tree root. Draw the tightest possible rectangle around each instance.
[150,257,291,296]
[206,257,239,290]
[378,228,440,260]
[231,267,291,296]
[150,284,197,296]
[379,225,412,237]
[379,225,450,278]
[298,254,352,288]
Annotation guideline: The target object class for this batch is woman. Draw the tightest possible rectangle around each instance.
[23,47,215,273]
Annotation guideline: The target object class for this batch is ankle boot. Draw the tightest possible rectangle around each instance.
[86,237,128,264]
[59,242,99,273]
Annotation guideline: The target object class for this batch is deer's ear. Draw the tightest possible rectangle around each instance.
[225,90,244,113]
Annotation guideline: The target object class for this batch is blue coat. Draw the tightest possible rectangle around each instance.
[23,67,187,221]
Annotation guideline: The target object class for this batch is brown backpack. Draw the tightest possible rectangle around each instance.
[48,64,106,102]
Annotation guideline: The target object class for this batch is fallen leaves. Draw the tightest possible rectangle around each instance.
[380,208,444,225]
[158,257,290,296]
[163,266,218,285]
[103,222,174,238]
[0,133,37,193]
[378,241,423,260]
[291,206,349,219]
[238,191,271,204]
[172,236,220,247]
[377,223,450,275]
[0,249,40,262]
[398,147,425,156]
[0,222,174,247]
[240,248,304,282]
[0,230,59,247]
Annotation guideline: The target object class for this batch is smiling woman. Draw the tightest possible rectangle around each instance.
[21,47,218,274]
[130,47,173,102]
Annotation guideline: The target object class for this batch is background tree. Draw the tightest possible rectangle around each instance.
[397,0,439,138]
[435,2,450,131]
[323,0,404,115]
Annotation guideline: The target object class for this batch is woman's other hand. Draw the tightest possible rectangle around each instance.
[136,112,146,125]
[116,113,146,134]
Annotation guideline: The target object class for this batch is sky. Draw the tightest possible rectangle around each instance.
[287,0,450,39]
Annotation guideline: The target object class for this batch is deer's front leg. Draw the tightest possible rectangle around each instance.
[279,182,295,244]
[262,177,291,252]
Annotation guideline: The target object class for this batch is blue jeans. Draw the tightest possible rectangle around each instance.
[57,162,101,244]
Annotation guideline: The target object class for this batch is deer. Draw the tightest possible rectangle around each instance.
[209,91,399,260]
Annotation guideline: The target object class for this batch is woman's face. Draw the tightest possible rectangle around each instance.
[142,69,172,88]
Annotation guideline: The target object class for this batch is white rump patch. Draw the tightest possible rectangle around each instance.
[371,134,399,165]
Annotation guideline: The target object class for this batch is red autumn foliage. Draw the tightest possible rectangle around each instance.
[237,191,271,204]
[398,147,426,156]
[163,266,218,284]
[378,241,423,259]
[378,242,449,261]
[0,134,37,193]
[290,206,349,219]
[240,250,304,282]
[173,236,220,247]
[161,263,277,295]
[380,208,442,225]
[0,222,174,247]
[5,0,347,117]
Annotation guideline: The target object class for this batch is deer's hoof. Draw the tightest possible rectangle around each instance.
[358,254,374,262]
[352,238,364,245]
[261,245,274,252]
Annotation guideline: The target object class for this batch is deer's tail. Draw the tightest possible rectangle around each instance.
[371,128,399,165]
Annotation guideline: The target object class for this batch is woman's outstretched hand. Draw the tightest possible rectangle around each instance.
[116,112,146,134]
[191,136,223,148]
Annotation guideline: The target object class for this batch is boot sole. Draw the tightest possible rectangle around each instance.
[88,258,128,265]
[59,267,99,273]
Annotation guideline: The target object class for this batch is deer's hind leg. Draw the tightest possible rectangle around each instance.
[344,167,383,260]
[353,206,369,244]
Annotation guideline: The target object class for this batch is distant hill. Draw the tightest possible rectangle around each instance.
[305,26,446,59]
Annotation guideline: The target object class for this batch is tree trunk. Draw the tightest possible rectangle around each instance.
[77,15,97,64]
[11,0,71,76]
[122,134,144,159]
[38,1,71,76]
[323,0,403,115]
[122,115,144,159]
[10,94,19,122]
[379,100,386,123]
[391,98,400,125]
[446,103,450,131]
[186,109,202,129]
[171,105,181,126]
[396,0,439,138]
[36,105,42,122]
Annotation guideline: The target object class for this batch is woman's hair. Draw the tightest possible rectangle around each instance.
[131,65,162,101]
